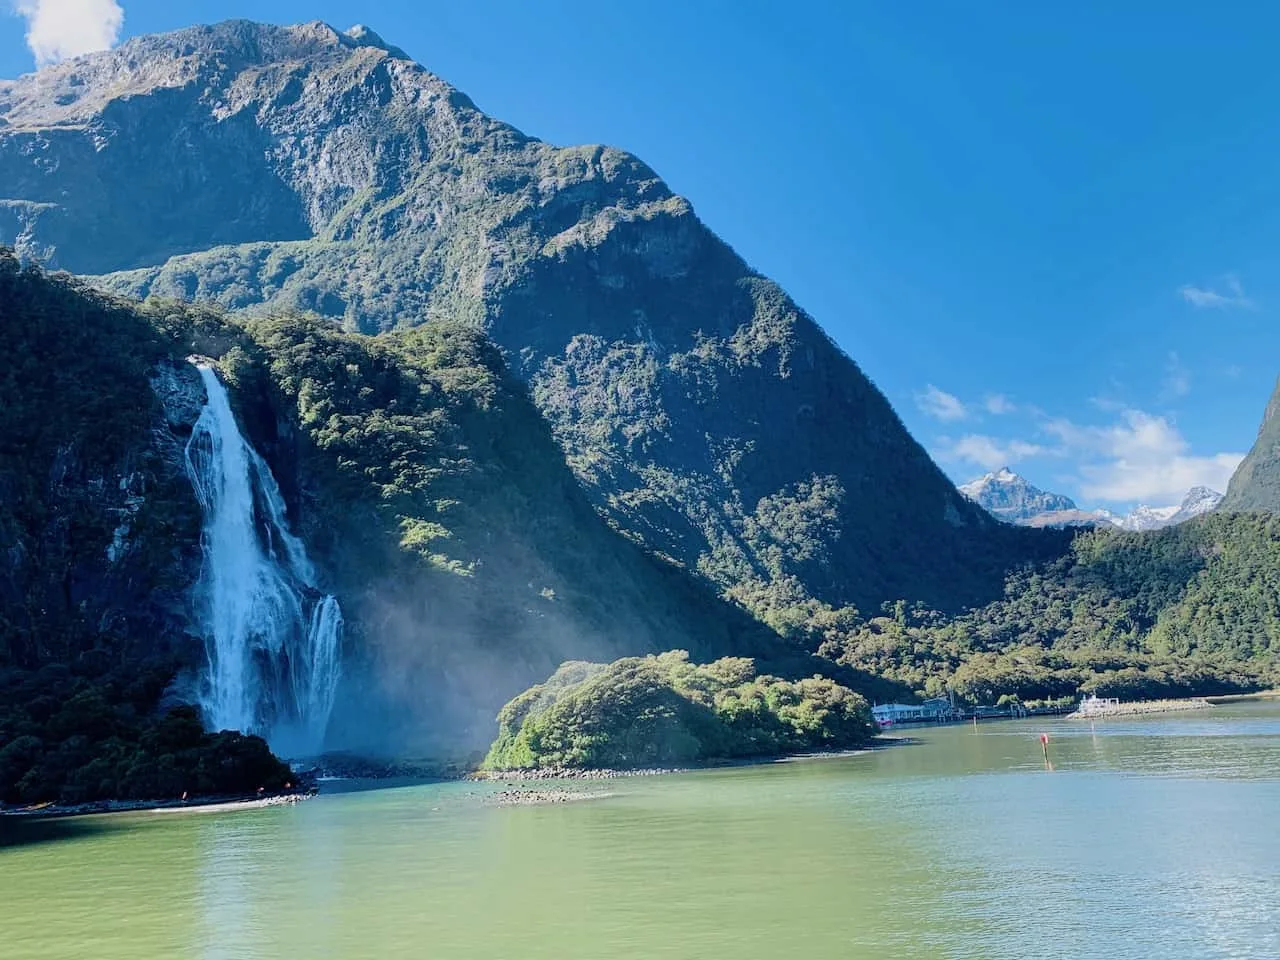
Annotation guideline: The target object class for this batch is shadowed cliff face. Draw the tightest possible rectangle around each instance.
[0,19,1057,622]
[0,256,208,696]
[1221,379,1280,514]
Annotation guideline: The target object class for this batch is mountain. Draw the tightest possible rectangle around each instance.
[1104,504,1181,532]
[0,19,1061,631]
[958,468,1083,525]
[1101,487,1224,531]
[1167,486,1225,524]
[959,468,1221,532]
[1221,378,1280,512]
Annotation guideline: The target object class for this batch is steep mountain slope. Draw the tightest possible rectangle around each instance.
[959,468,1081,524]
[1221,379,1280,512]
[0,19,1058,625]
[2,257,851,765]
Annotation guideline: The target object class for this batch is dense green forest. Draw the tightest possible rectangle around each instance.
[483,651,875,770]
[820,514,1280,704]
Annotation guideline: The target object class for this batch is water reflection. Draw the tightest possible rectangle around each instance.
[199,818,262,960]
[2,704,1278,960]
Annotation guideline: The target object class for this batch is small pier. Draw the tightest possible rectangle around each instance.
[1066,695,1213,720]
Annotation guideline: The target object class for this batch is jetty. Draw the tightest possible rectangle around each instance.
[1066,694,1213,720]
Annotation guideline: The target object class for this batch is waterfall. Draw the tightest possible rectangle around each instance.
[184,362,342,755]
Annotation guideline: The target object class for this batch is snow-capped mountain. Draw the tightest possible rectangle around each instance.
[1168,486,1225,524]
[958,470,1223,531]
[1098,504,1180,532]
[1098,487,1224,531]
[958,468,1083,525]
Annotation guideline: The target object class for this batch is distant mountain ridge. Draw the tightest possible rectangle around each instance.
[960,469,1222,531]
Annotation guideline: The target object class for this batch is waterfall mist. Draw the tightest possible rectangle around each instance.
[185,362,342,756]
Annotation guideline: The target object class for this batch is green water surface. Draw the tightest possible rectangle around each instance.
[3,704,1279,959]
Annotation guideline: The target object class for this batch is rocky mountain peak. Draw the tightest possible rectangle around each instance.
[959,468,1078,524]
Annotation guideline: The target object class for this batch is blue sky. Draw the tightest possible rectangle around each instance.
[4,1,1277,511]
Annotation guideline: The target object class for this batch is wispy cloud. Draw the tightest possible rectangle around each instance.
[1179,275,1254,310]
[940,434,1047,472]
[10,0,124,66]
[984,393,1016,415]
[916,384,968,422]
[1160,351,1191,401]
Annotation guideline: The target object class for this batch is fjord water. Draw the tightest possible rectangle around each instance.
[4,705,1279,959]
[185,364,342,753]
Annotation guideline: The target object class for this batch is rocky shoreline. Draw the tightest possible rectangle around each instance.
[1,790,314,821]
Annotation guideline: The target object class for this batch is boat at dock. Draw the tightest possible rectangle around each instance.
[1066,694,1213,720]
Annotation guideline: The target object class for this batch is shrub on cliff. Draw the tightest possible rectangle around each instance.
[482,651,875,770]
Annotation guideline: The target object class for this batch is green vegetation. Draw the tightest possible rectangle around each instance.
[2,254,842,775]
[820,514,1280,703]
[482,651,875,770]
[0,663,292,806]
[7,245,1280,788]
[230,312,857,747]
[0,251,301,804]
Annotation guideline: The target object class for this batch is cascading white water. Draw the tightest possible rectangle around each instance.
[184,362,342,755]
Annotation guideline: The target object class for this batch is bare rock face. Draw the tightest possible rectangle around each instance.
[0,20,1052,617]
[1222,379,1280,514]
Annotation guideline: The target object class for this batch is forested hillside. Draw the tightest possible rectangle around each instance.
[1,255,849,791]
[822,514,1280,703]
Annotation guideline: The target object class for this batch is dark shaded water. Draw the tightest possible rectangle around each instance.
[3,704,1278,958]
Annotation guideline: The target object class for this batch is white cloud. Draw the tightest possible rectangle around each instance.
[984,393,1016,415]
[11,0,123,66]
[1044,408,1242,504]
[1179,275,1254,310]
[916,384,968,422]
[941,434,1047,471]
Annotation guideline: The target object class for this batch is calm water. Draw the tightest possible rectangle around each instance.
[3,704,1280,959]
